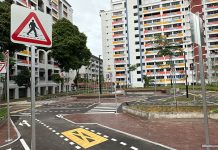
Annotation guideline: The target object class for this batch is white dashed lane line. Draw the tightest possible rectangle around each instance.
[35,119,139,150]
[35,119,82,149]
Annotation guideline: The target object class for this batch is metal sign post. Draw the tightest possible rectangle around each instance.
[5,50,11,142]
[30,46,36,150]
[11,4,52,150]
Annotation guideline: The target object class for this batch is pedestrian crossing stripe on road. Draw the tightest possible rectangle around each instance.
[62,128,108,149]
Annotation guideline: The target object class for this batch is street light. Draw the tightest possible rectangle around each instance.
[98,55,102,94]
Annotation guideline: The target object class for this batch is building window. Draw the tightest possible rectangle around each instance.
[137,78,141,81]
[133,5,137,9]
[137,71,141,74]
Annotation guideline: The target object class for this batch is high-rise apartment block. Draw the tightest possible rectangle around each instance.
[101,0,218,87]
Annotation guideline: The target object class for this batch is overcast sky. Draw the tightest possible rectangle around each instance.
[69,0,111,56]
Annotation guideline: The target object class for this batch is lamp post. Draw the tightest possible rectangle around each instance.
[183,52,189,98]
[98,55,102,94]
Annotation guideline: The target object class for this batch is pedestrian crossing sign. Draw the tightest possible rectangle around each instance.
[11,4,52,47]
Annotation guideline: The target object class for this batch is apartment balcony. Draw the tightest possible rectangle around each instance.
[112,27,124,32]
[175,63,185,67]
[143,8,161,14]
[207,5,218,11]
[143,14,161,20]
[145,51,158,55]
[112,34,125,38]
[115,74,126,78]
[52,0,58,5]
[52,3,59,12]
[112,20,124,25]
[18,50,30,56]
[112,41,125,45]
[162,12,182,18]
[167,33,184,39]
[17,59,31,66]
[208,36,218,42]
[52,12,59,19]
[206,13,218,19]
[112,15,124,19]
[113,47,125,51]
[144,43,156,48]
[205,0,218,4]
[146,65,155,69]
[144,37,153,41]
[158,64,170,69]
[144,28,162,34]
[162,26,183,32]
[30,0,37,4]
[208,45,218,49]
[208,29,218,34]
[17,0,27,6]
[144,19,182,27]
[115,67,126,71]
[113,54,126,58]
[162,4,181,11]
[114,60,126,64]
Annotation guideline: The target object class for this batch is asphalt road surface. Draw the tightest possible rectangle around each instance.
[1,102,174,150]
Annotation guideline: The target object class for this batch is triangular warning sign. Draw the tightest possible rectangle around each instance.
[11,12,51,47]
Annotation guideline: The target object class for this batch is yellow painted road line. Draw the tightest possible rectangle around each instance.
[62,128,108,149]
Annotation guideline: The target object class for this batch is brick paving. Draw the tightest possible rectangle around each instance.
[0,120,17,146]
[66,113,218,150]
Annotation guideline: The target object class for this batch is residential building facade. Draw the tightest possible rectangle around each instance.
[6,0,73,99]
[100,0,194,87]
[79,55,103,82]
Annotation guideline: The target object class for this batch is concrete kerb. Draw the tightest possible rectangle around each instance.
[0,119,21,148]
[122,106,218,120]
[57,113,176,150]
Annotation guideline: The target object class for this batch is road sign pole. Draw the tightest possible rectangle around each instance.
[31,46,36,150]
[195,13,210,150]
[6,50,11,142]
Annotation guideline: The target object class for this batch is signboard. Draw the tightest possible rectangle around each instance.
[0,62,6,74]
[11,4,52,47]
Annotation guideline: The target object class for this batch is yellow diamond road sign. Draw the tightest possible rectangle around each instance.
[62,128,108,149]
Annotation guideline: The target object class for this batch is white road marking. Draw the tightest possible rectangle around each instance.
[80,126,84,128]
[69,142,74,145]
[91,130,95,132]
[75,145,81,149]
[64,138,69,141]
[56,132,60,135]
[103,135,109,138]
[60,135,64,138]
[120,142,127,146]
[130,146,138,150]
[111,138,117,141]
[97,132,101,135]
[20,139,30,150]
[85,128,89,130]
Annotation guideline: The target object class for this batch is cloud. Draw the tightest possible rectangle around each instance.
[68,0,110,56]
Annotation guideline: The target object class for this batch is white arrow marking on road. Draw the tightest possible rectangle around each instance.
[20,139,30,150]
[6,149,12,150]
[19,120,31,127]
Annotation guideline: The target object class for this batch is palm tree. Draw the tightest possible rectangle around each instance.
[127,64,138,87]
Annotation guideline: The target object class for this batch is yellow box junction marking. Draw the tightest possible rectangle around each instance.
[62,128,108,149]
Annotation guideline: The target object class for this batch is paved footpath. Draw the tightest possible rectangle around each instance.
[65,113,218,150]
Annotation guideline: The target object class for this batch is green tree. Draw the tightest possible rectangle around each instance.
[143,75,151,87]
[51,74,63,84]
[127,64,138,87]
[154,35,182,87]
[51,18,91,72]
[0,0,25,53]
[14,67,31,88]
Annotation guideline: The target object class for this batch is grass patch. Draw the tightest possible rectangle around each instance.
[129,105,218,113]
[0,107,7,119]
[126,85,218,91]
[163,95,201,103]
